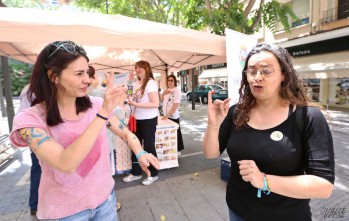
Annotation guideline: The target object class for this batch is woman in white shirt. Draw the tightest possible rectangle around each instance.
[161,75,184,155]
[123,60,160,185]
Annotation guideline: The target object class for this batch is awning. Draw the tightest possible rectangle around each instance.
[199,68,227,79]
[294,51,349,79]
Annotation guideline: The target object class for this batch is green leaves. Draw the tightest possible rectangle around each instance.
[73,0,299,35]
[262,0,299,33]
[0,60,32,96]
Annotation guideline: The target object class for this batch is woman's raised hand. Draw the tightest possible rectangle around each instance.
[102,72,127,114]
[207,91,231,127]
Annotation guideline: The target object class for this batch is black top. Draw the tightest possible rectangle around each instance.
[219,105,335,221]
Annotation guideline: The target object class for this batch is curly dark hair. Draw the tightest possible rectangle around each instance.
[234,43,311,130]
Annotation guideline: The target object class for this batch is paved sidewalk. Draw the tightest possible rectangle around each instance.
[0,98,348,221]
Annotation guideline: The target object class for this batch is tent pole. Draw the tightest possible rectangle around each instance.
[1,56,14,131]
[0,62,5,117]
[165,64,168,78]
[191,68,195,110]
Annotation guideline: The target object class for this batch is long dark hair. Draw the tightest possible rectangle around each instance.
[135,60,154,97]
[28,40,92,126]
[234,43,311,129]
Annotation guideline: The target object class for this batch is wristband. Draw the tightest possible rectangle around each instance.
[257,173,270,198]
[96,113,108,121]
[136,150,148,160]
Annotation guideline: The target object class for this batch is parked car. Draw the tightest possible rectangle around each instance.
[186,84,228,104]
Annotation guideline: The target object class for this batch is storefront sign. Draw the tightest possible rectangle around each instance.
[286,35,349,57]
[204,63,227,69]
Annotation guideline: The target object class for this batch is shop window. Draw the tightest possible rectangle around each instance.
[334,78,349,105]
[303,79,320,102]
[275,0,310,32]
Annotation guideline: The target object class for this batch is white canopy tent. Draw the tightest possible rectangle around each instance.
[0,7,226,73]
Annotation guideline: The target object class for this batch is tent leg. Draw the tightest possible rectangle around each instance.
[1,56,15,131]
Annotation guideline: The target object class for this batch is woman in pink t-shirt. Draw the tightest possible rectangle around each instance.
[10,41,159,221]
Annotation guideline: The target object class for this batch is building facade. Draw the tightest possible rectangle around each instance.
[265,0,349,109]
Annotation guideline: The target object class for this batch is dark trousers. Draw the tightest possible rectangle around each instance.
[169,118,184,151]
[131,116,158,177]
[29,151,41,210]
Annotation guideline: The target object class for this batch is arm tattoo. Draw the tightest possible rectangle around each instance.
[37,136,50,146]
[19,128,51,149]
[118,123,125,131]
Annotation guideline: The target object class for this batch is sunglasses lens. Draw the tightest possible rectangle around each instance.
[48,41,86,59]
[63,43,76,53]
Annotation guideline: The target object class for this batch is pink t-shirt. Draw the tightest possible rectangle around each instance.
[10,97,114,219]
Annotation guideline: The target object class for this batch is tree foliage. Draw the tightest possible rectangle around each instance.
[0,61,32,96]
[2,0,58,9]
[74,0,298,35]
[74,0,188,26]
[186,0,299,35]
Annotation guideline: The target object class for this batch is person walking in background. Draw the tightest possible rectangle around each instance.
[161,75,184,156]
[9,40,159,220]
[17,84,41,216]
[123,60,160,186]
[202,43,334,221]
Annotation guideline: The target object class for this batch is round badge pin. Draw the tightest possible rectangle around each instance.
[270,131,283,141]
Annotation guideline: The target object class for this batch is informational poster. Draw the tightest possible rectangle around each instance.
[155,119,179,170]
[96,71,129,91]
[225,29,258,105]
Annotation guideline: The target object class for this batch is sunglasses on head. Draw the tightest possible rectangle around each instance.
[47,40,87,59]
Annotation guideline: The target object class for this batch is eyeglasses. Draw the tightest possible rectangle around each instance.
[47,41,87,59]
[244,68,275,78]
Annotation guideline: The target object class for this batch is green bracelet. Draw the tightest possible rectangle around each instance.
[136,150,148,160]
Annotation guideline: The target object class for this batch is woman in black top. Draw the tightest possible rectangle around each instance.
[202,43,334,221]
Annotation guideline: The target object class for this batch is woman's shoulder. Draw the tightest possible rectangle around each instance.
[147,78,157,85]
[16,104,45,119]
[146,79,158,90]
[298,105,330,124]
[300,105,324,117]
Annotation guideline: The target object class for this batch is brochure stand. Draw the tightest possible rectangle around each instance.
[156,117,179,170]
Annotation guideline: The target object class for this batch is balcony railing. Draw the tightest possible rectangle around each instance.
[321,7,338,23]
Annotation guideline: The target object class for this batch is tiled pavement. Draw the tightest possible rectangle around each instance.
[0,98,348,221]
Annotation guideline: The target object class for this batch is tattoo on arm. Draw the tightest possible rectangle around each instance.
[19,128,51,149]
[37,136,50,146]
[118,123,125,131]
